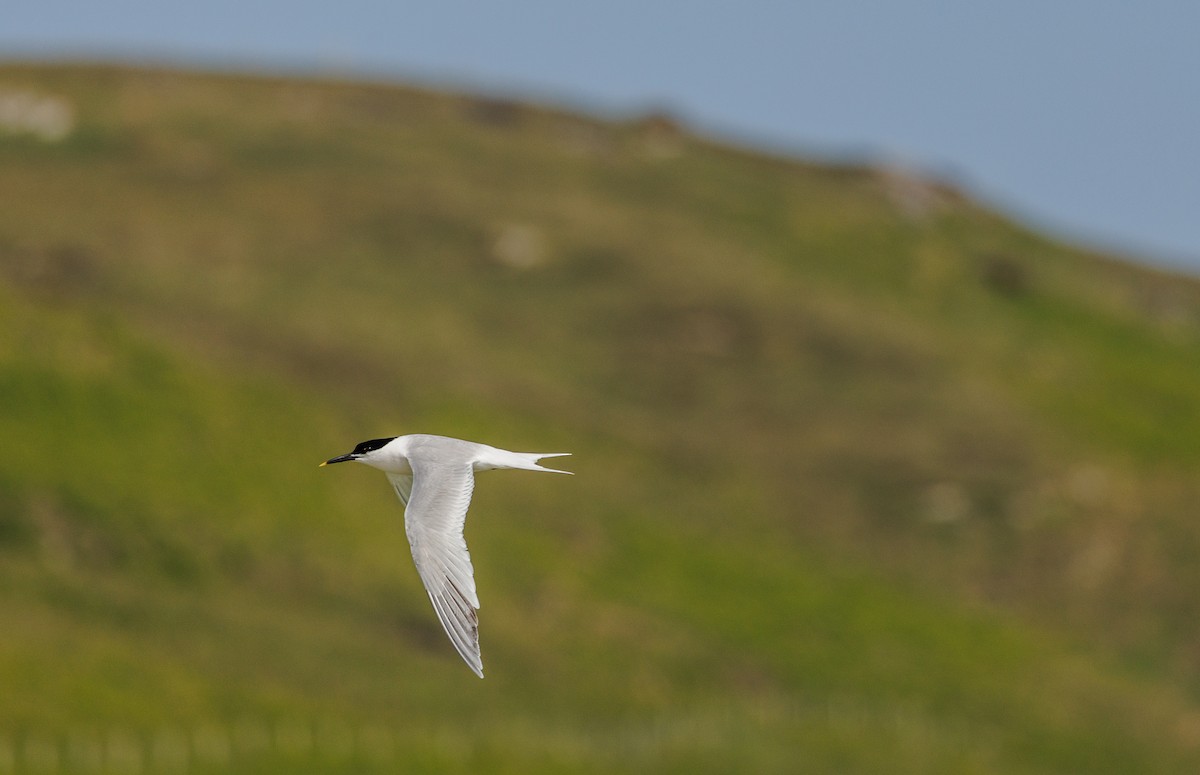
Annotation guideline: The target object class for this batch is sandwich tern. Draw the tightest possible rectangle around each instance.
[321,434,571,677]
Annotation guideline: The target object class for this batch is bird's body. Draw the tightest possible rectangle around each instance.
[321,434,570,677]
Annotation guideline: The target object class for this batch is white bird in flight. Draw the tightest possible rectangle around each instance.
[321,434,571,677]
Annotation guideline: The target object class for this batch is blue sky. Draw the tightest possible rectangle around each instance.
[4,1,1199,270]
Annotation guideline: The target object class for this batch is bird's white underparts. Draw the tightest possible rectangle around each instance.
[320,434,571,677]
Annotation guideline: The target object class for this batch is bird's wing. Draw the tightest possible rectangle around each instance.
[385,472,413,505]
[401,460,483,677]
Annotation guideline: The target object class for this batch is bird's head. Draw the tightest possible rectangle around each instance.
[320,437,398,468]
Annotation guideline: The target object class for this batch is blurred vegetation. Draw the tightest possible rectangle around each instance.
[3,62,1200,772]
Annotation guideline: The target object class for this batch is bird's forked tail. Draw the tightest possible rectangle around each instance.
[480,448,573,474]
[516,451,573,474]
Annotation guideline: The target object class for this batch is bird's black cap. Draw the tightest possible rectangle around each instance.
[351,437,397,455]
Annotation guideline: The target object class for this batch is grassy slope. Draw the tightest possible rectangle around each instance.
[3,63,1200,772]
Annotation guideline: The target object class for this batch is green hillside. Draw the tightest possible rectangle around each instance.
[3,62,1200,773]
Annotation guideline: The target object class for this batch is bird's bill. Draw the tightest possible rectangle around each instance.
[320,452,357,467]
